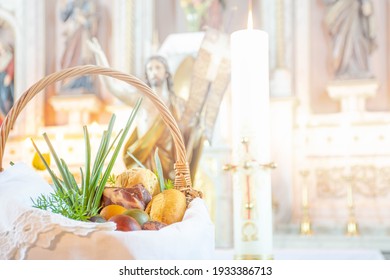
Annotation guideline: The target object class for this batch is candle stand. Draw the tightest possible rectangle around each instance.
[346,177,359,236]
[346,212,359,237]
[299,170,312,235]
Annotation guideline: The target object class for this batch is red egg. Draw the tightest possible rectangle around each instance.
[108,214,142,232]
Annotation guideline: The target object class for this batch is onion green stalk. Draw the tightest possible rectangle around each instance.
[154,148,165,193]
[126,151,147,169]
[31,98,143,221]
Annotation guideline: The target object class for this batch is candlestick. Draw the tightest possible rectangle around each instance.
[345,177,359,236]
[347,184,353,208]
[302,184,308,208]
[299,170,312,235]
[230,7,273,260]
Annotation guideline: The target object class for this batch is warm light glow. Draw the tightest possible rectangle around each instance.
[247,9,253,30]
[55,131,64,143]
[23,137,31,148]
[89,121,100,136]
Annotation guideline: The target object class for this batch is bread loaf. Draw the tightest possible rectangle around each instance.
[115,168,160,196]
[145,189,187,225]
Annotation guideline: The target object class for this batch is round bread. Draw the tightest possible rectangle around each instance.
[145,189,187,225]
[115,168,160,196]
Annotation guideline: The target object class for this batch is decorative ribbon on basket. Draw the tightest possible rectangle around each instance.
[0,65,202,203]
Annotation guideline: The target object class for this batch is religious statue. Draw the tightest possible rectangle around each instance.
[58,0,110,94]
[0,24,15,124]
[88,28,230,184]
[87,38,185,180]
[323,0,377,79]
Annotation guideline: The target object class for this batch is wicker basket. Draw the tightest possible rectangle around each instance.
[0,65,213,260]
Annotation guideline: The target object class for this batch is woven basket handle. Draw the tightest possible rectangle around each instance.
[0,65,192,190]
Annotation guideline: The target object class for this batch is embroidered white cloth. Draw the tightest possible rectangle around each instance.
[0,163,215,260]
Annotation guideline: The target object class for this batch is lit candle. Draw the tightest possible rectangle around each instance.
[231,7,273,259]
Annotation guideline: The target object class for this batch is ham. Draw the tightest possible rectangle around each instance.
[102,184,152,210]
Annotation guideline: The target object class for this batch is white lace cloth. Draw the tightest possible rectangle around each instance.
[0,163,214,260]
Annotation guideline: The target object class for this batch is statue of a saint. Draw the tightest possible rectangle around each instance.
[59,0,110,94]
[88,28,230,183]
[323,0,377,79]
[0,27,15,124]
[87,38,185,180]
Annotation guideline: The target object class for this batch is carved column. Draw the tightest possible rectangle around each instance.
[270,0,292,98]
[112,0,154,78]
[260,0,295,225]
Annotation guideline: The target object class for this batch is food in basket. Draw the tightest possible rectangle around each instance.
[89,215,106,223]
[108,214,142,232]
[30,99,142,221]
[29,95,197,232]
[142,221,167,231]
[115,167,160,196]
[102,183,152,210]
[146,189,187,225]
[99,204,127,220]
[123,209,150,226]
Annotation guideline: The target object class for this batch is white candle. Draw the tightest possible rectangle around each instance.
[231,10,273,259]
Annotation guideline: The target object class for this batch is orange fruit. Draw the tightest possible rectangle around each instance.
[99,204,127,220]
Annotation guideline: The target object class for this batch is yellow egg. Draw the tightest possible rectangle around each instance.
[32,152,51,170]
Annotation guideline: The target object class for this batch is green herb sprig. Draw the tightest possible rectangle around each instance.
[31,98,143,221]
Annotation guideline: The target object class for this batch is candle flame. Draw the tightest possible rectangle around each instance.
[247,9,253,30]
